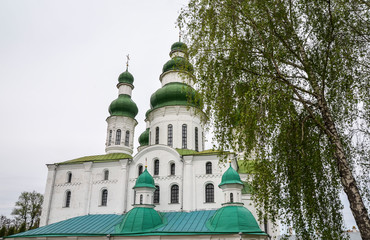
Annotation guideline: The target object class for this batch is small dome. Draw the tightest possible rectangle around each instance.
[219,163,243,187]
[138,128,149,146]
[109,94,138,118]
[171,42,188,52]
[162,57,194,74]
[115,207,164,233]
[206,205,265,234]
[149,82,201,115]
[118,70,134,85]
[133,168,156,189]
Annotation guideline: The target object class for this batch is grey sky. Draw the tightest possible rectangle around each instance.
[0,0,356,231]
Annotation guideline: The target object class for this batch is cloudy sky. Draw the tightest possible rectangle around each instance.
[0,0,356,231]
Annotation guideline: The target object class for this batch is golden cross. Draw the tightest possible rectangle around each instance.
[126,54,130,70]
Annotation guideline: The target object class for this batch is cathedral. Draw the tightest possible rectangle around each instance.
[7,42,276,240]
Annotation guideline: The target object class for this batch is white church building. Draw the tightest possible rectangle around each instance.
[7,42,276,240]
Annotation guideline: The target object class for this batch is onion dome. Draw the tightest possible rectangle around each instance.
[148,82,201,114]
[206,205,265,234]
[219,163,243,187]
[108,94,138,118]
[118,70,134,85]
[133,168,155,189]
[115,207,164,233]
[138,128,149,146]
[162,56,194,74]
[170,42,188,52]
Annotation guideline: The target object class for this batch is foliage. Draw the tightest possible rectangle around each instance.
[179,0,369,239]
[11,191,43,232]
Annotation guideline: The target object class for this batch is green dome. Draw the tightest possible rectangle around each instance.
[138,128,149,146]
[162,56,194,74]
[206,205,265,234]
[115,207,164,233]
[118,70,134,85]
[219,163,243,187]
[109,94,138,118]
[133,168,155,189]
[149,82,201,115]
[171,42,188,52]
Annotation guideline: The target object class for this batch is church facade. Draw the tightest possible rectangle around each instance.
[8,42,276,240]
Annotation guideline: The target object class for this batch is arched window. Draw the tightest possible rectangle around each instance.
[195,127,199,151]
[154,159,159,175]
[230,193,234,203]
[138,165,143,176]
[125,130,130,146]
[155,127,159,144]
[167,124,173,147]
[171,185,179,203]
[182,124,187,149]
[170,163,175,175]
[108,130,112,146]
[140,194,143,204]
[115,129,121,145]
[65,191,71,207]
[67,172,72,183]
[154,185,160,204]
[206,162,212,174]
[101,189,108,206]
[205,183,214,203]
[104,170,109,180]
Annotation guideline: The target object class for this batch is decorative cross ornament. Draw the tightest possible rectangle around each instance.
[126,54,130,70]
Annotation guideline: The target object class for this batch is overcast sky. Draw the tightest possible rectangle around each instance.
[0,0,356,231]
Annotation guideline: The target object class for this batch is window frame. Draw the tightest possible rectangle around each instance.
[195,127,199,151]
[153,185,160,204]
[101,189,108,206]
[167,124,173,147]
[182,124,187,149]
[67,172,72,183]
[65,190,71,208]
[154,159,159,175]
[170,184,179,204]
[125,130,130,146]
[155,127,159,144]
[170,163,175,175]
[205,183,214,203]
[138,165,143,176]
[115,129,121,145]
[206,162,212,174]
[104,170,109,181]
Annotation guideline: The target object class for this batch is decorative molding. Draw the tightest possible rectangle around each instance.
[93,179,118,185]
[55,182,82,187]
[195,174,222,179]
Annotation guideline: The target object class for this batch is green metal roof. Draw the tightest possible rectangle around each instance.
[58,153,132,165]
[115,207,164,234]
[133,168,156,189]
[109,94,138,118]
[8,210,265,238]
[219,163,243,187]
[170,42,188,52]
[206,206,265,234]
[118,70,134,85]
[147,82,201,118]
[138,128,149,146]
[162,56,193,74]
[175,148,228,156]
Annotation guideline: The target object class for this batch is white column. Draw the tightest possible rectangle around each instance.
[83,162,93,215]
[182,156,194,211]
[119,159,129,213]
[40,164,57,226]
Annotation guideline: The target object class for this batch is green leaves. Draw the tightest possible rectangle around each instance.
[179,0,369,238]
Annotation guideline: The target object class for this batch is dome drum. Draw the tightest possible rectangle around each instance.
[159,70,194,87]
